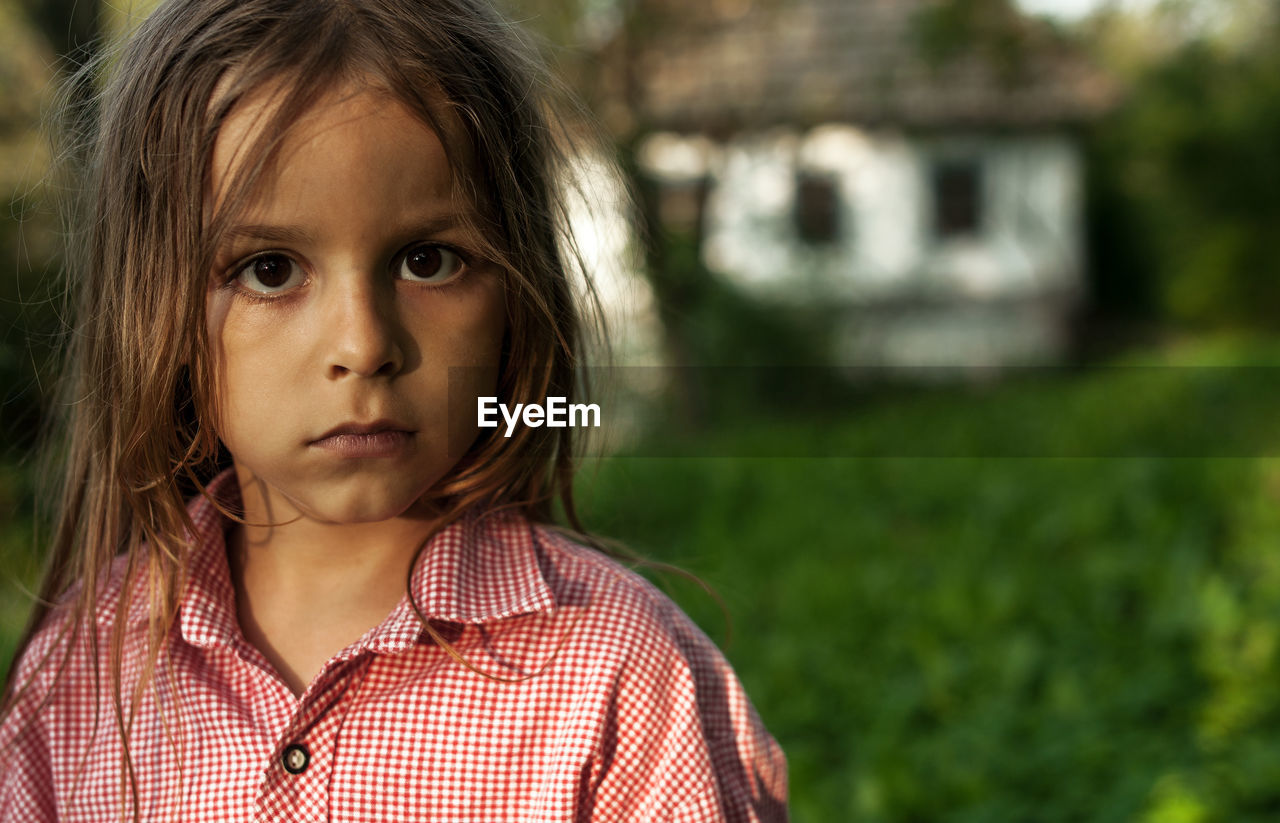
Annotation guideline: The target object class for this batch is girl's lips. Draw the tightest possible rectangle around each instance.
[310,430,413,458]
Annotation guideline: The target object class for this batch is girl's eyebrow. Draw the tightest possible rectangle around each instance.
[223,214,466,245]
[224,225,313,245]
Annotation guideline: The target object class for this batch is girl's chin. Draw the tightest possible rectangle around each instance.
[236,466,445,527]
[275,481,438,527]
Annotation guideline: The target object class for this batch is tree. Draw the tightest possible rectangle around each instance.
[1086,0,1280,327]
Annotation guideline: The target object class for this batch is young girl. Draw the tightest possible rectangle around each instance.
[0,0,786,819]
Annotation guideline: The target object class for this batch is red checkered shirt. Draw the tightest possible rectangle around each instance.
[0,471,787,821]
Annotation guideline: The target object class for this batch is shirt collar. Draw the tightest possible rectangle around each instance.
[176,469,557,655]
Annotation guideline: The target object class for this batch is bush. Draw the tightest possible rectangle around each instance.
[1087,20,1280,328]
[579,351,1280,821]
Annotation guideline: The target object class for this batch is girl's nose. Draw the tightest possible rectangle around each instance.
[324,279,404,379]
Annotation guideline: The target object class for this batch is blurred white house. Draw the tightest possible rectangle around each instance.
[615,0,1114,369]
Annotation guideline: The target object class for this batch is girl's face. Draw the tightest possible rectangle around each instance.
[205,82,505,525]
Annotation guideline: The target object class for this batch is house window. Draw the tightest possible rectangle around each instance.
[794,172,840,245]
[931,159,982,238]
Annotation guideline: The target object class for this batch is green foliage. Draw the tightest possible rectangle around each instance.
[0,0,64,457]
[1087,17,1280,327]
[652,232,840,418]
[574,340,1280,821]
[0,460,39,674]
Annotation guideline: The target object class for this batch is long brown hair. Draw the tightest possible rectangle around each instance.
[3,0,607,815]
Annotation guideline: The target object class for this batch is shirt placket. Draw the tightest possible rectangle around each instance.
[252,657,370,823]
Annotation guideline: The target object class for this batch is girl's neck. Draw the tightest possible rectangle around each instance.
[226,499,439,695]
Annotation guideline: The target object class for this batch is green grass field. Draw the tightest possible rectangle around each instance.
[580,340,1280,821]
[6,339,1280,820]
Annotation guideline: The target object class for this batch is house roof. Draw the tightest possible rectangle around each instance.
[623,0,1115,134]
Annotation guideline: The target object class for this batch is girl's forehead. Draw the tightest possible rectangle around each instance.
[207,78,468,218]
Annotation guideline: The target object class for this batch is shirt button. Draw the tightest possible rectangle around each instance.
[282,743,310,775]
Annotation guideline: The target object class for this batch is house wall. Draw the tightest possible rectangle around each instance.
[640,126,1086,366]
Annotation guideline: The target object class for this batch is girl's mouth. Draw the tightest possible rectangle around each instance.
[310,422,415,458]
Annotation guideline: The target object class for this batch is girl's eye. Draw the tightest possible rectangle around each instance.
[398,243,464,284]
[235,253,304,294]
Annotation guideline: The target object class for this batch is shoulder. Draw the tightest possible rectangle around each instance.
[1,551,139,724]
[529,525,789,821]
[531,525,716,669]
[7,477,231,698]
[0,532,168,756]
[0,574,113,818]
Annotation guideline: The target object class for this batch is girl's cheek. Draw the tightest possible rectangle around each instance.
[443,270,506,351]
